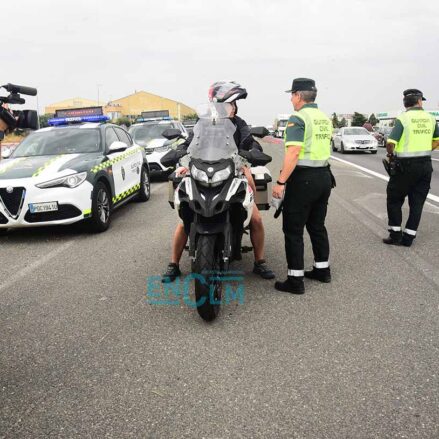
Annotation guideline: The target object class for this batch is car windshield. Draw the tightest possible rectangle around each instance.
[129,123,174,145]
[187,102,237,161]
[12,128,101,157]
[344,128,370,136]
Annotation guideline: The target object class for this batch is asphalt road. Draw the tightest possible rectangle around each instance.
[1,140,438,438]
[330,146,439,198]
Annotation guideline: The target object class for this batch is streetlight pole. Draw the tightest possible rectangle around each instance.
[97,84,103,107]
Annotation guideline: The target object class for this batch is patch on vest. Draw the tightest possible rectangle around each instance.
[287,123,295,127]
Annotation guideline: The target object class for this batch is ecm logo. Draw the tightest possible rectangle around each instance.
[146,271,245,307]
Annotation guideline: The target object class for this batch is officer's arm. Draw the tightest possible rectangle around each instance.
[386,119,403,155]
[278,146,301,183]
[432,122,439,150]
[277,115,304,183]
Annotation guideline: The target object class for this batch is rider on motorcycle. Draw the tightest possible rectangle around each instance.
[162,80,275,282]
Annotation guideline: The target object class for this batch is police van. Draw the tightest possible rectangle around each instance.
[0,107,150,234]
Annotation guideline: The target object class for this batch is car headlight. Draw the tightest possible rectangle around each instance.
[36,172,87,189]
[211,166,231,184]
[191,165,208,183]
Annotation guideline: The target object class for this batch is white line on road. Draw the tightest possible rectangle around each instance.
[0,184,167,293]
[432,158,439,162]
[330,155,439,204]
[0,241,74,293]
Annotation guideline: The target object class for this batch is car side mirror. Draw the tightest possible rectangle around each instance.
[250,127,270,138]
[109,141,128,153]
[161,149,187,168]
[239,149,272,166]
[1,148,12,159]
[162,128,182,140]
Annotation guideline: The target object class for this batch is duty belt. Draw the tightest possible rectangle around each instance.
[297,159,329,167]
[396,151,432,158]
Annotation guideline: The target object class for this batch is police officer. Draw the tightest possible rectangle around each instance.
[273,78,333,295]
[383,89,439,247]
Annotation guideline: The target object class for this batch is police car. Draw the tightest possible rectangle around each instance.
[129,117,187,176]
[0,107,150,234]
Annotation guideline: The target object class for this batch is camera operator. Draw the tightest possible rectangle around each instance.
[0,83,39,141]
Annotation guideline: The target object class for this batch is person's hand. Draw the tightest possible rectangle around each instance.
[176,166,188,177]
[272,184,285,199]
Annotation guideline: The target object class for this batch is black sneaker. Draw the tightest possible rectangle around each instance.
[162,263,181,283]
[253,259,275,279]
[305,267,331,283]
[274,277,305,295]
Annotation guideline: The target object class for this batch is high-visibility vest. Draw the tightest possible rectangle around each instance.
[285,107,332,167]
[394,109,436,157]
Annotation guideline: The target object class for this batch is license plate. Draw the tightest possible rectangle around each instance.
[29,202,58,213]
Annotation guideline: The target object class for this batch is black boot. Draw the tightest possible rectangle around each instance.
[382,231,402,245]
[162,263,181,283]
[401,232,415,247]
[274,276,305,295]
[305,267,331,283]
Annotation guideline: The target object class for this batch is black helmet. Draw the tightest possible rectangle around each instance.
[208,80,248,103]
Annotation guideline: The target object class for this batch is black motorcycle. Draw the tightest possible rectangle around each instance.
[161,103,271,321]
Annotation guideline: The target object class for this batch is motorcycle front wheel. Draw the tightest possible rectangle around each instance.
[192,234,222,322]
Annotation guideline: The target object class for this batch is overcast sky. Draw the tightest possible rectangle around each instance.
[2,0,438,125]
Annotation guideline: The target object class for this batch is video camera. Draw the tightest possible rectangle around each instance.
[0,83,39,140]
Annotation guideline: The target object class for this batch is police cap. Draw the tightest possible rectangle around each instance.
[285,78,317,93]
[403,89,426,101]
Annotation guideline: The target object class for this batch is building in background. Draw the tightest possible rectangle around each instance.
[45,98,100,115]
[44,91,196,121]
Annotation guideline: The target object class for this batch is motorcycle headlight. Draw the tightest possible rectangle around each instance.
[36,172,87,189]
[191,165,208,183]
[211,166,231,184]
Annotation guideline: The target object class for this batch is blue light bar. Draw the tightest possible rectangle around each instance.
[48,115,110,126]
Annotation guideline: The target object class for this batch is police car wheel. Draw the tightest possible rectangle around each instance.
[89,181,111,233]
[136,166,150,202]
[371,150,377,154]
[331,141,336,152]
[340,142,346,154]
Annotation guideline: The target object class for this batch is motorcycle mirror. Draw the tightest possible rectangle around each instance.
[250,127,270,138]
[162,128,182,140]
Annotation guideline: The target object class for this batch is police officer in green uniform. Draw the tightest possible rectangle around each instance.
[383,89,439,246]
[273,78,333,295]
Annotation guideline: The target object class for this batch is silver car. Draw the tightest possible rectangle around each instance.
[332,127,378,154]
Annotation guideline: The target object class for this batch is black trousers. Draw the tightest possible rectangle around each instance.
[282,167,332,275]
[386,157,432,236]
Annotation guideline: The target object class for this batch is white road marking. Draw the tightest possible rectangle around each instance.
[0,183,167,293]
[330,155,439,204]
[432,158,439,162]
[0,241,74,293]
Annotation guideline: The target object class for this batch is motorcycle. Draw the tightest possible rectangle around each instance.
[161,102,272,321]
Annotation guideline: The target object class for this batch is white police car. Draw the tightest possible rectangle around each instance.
[129,118,187,177]
[0,107,150,234]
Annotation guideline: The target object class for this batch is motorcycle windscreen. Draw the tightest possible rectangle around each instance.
[187,117,238,161]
